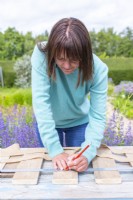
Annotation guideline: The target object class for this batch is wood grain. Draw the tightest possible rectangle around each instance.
[52,170,78,184]
[12,158,43,184]
[93,148,121,184]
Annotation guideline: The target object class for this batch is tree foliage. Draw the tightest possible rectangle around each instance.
[0,27,48,60]
[0,26,133,60]
[90,27,133,57]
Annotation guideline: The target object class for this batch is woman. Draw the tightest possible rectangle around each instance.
[31,17,108,172]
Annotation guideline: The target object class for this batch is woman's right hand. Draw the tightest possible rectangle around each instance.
[52,152,69,170]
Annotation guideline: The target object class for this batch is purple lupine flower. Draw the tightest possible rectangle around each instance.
[114,81,133,97]
[108,78,113,84]
[1,105,133,148]
[1,105,40,148]
[103,110,133,146]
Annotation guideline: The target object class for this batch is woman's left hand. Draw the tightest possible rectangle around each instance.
[67,154,89,172]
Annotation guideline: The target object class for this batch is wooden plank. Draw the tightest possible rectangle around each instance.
[93,148,122,184]
[101,144,133,154]
[125,153,133,167]
[0,156,9,170]
[52,148,79,185]
[1,148,46,157]
[0,144,20,176]
[0,162,18,178]
[0,152,51,163]
[0,156,10,179]
[0,156,22,178]
[52,170,78,184]
[92,157,121,184]
[0,143,20,156]
[0,144,20,172]
[97,147,133,162]
[12,158,43,184]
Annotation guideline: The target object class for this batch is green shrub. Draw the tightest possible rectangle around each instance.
[3,71,16,87]
[112,95,133,119]
[0,60,16,87]
[14,55,31,88]
[102,57,133,85]
[108,83,115,96]
[109,70,133,85]
[1,57,133,87]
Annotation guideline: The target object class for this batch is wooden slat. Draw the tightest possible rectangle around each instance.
[97,147,133,162]
[52,148,79,185]
[125,153,133,167]
[0,156,10,179]
[12,158,43,184]
[101,144,133,154]
[93,148,121,184]
[0,152,51,163]
[0,144,19,178]
[1,148,46,157]
[0,162,19,178]
[0,156,9,170]
[52,170,78,184]
[0,143,20,156]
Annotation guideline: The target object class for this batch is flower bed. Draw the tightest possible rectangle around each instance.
[0,105,133,148]
[0,105,40,148]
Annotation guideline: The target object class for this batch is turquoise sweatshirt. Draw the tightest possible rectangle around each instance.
[31,45,108,164]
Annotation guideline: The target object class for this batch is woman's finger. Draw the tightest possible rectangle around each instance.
[76,163,88,172]
[53,161,58,169]
[61,159,68,170]
[69,160,84,170]
[56,160,64,170]
[67,154,77,161]
[67,157,83,167]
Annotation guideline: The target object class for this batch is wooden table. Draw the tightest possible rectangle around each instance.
[1,146,133,199]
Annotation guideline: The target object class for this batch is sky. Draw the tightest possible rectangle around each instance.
[0,0,133,36]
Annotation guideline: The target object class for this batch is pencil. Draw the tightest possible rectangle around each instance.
[65,144,90,170]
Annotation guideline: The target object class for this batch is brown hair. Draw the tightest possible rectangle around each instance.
[38,17,93,87]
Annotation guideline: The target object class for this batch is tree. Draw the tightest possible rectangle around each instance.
[24,32,35,55]
[0,32,5,59]
[118,27,133,57]
[44,30,49,37]
[4,27,25,60]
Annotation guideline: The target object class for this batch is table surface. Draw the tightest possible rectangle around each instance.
[1,146,133,200]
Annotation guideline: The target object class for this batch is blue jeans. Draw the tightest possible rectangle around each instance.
[36,123,88,147]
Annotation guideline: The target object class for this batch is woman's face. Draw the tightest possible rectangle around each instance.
[55,53,79,74]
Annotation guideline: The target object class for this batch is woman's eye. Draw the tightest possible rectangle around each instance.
[70,60,79,63]
[58,58,65,61]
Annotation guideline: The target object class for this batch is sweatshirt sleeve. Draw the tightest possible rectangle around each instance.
[81,56,108,164]
[31,45,64,158]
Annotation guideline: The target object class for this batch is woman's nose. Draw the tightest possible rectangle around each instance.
[63,61,70,69]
